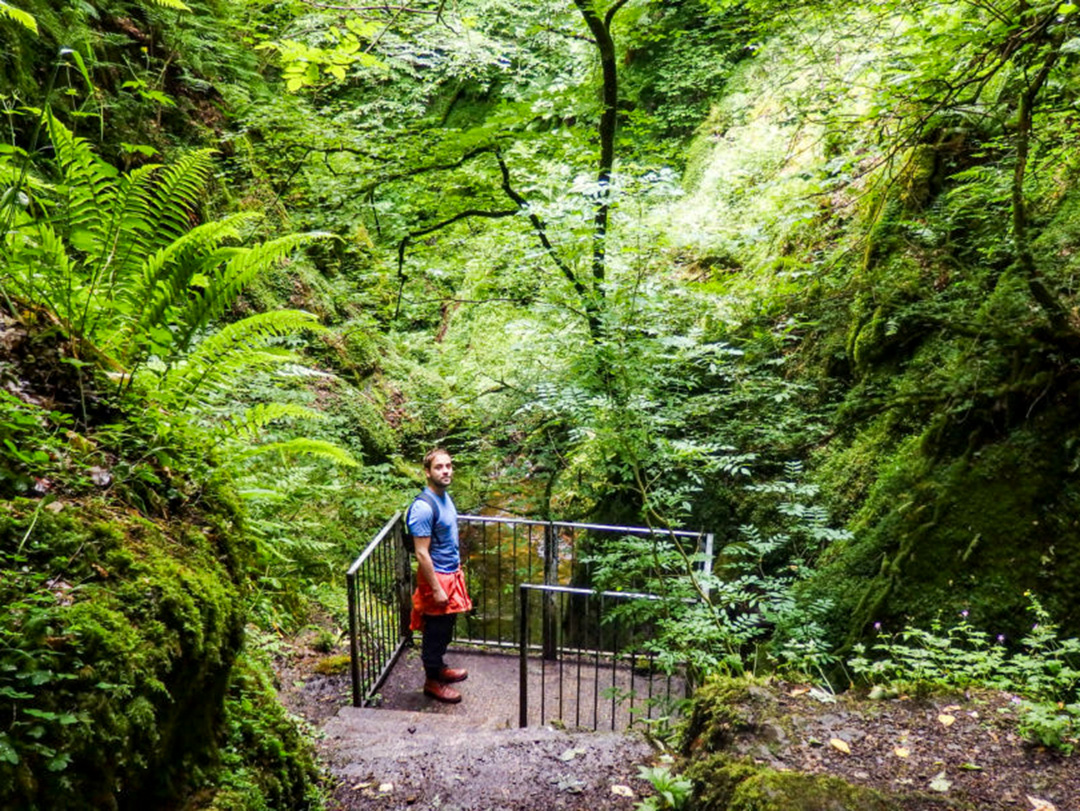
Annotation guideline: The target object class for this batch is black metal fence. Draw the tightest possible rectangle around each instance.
[517,584,690,731]
[346,511,712,713]
[345,511,411,707]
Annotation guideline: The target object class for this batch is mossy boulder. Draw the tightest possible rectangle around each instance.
[0,490,314,810]
[686,755,899,811]
[681,678,900,811]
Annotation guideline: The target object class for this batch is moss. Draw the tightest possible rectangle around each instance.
[727,766,899,811]
[207,648,321,811]
[313,655,350,676]
[804,411,1080,645]
[0,495,318,811]
[685,754,900,811]
[681,676,773,755]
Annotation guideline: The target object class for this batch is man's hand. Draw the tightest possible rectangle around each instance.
[431,587,449,607]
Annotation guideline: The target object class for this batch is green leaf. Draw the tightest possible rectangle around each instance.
[0,733,18,764]
[0,1,38,33]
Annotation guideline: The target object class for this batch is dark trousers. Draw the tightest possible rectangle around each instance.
[421,613,456,680]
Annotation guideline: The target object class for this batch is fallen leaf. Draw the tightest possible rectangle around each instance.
[960,762,982,771]
[928,772,952,793]
[789,686,811,697]
[829,738,851,754]
[1027,797,1058,811]
[943,704,961,712]
[893,747,910,758]
[559,747,587,762]
[611,785,635,798]
[809,687,837,704]
[351,782,371,791]
[378,783,393,793]
[938,714,956,727]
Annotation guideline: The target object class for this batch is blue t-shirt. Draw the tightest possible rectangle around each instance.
[406,488,460,573]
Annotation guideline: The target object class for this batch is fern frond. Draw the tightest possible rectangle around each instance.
[0,1,38,33]
[105,213,256,359]
[93,162,163,293]
[176,231,334,347]
[46,112,118,248]
[141,149,215,252]
[143,0,191,10]
[236,438,359,467]
[223,402,327,440]
[166,309,325,401]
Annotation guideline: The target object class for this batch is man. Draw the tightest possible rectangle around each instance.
[407,447,473,703]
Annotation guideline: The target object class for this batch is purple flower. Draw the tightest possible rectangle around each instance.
[960,610,969,619]
[873,622,882,631]
[996,634,1006,643]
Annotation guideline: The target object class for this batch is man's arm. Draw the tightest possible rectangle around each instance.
[413,535,449,607]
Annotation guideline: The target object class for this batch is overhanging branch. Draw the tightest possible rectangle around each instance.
[394,208,517,317]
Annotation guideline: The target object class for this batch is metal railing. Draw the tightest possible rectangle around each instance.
[346,511,712,709]
[346,511,411,707]
[517,584,690,731]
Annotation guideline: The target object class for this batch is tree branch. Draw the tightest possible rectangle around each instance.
[394,208,517,317]
[493,149,588,301]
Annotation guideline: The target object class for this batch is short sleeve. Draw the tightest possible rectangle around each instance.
[407,499,434,538]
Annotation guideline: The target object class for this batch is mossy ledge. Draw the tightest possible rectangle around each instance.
[680,677,900,811]
[0,491,317,810]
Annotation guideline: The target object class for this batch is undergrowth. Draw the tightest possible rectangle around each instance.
[848,594,1080,753]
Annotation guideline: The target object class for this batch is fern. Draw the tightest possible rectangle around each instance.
[164,309,325,405]
[175,230,334,350]
[142,0,191,11]
[236,438,359,467]
[223,402,327,440]
[0,1,37,33]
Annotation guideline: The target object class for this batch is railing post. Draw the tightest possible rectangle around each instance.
[701,532,714,599]
[395,517,412,641]
[542,522,558,660]
[347,570,362,707]
[519,584,529,728]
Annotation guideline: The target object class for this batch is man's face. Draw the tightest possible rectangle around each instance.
[426,453,453,490]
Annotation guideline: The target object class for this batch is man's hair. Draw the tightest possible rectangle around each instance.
[423,447,451,470]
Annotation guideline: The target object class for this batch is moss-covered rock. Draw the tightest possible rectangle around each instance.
[0,492,318,811]
[686,755,899,811]
[681,678,901,811]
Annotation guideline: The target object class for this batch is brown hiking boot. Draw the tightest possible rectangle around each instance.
[437,667,468,683]
[424,680,462,703]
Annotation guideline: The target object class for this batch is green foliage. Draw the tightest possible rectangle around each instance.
[2,113,332,406]
[636,759,693,811]
[848,594,1080,752]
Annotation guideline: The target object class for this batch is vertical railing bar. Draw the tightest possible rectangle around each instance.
[558,590,565,722]
[702,532,715,599]
[575,595,582,728]
[648,650,655,721]
[629,644,637,729]
[541,615,547,726]
[377,539,388,672]
[347,570,361,706]
[481,523,489,649]
[593,593,601,731]
[611,609,618,731]
[519,584,528,728]
[496,520,503,643]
